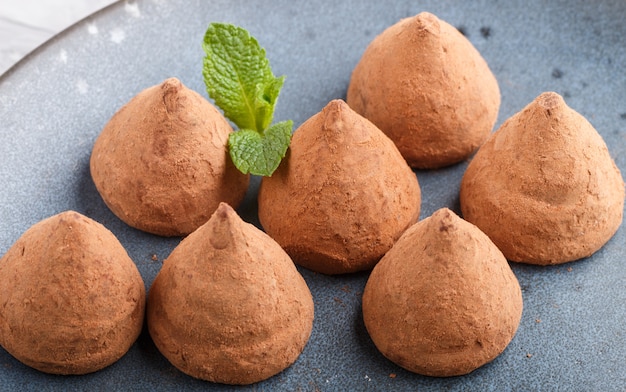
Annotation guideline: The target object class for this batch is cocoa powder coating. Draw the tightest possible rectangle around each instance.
[362,208,523,377]
[0,211,145,375]
[460,92,625,265]
[90,77,249,237]
[257,99,421,274]
[347,12,501,168]
[147,203,314,385]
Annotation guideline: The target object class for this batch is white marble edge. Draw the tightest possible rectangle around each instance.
[0,0,118,76]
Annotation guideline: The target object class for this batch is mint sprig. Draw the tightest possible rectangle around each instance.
[202,23,292,176]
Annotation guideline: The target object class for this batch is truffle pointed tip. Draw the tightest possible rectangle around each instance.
[207,203,240,250]
[535,91,566,111]
[325,99,349,111]
[214,202,235,218]
[321,99,349,134]
[161,77,182,89]
[430,208,460,233]
[414,12,441,33]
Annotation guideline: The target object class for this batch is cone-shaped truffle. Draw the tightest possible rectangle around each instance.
[460,92,625,265]
[258,99,421,274]
[362,208,523,377]
[347,12,500,168]
[147,203,314,385]
[90,77,249,237]
[0,211,145,375]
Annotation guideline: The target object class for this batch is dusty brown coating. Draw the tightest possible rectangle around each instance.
[147,203,314,385]
[0,211,145,375]
[90,77,249,237]
[346,12,501,169]
[257,99,421,275]
[362,208,523,377]
[460,92,625,265]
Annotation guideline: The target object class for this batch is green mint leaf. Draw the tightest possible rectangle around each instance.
[202,23,281,132]
[254,76,284,132]
[228,120,293,176]
[202,22,293,176]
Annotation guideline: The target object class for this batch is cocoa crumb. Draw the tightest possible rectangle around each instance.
[551,68,564,79]
[439,222,453,232]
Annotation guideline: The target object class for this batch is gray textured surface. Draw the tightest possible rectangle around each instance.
[0,0,625,390]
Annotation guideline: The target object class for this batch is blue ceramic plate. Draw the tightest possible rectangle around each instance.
[0,0,624,390]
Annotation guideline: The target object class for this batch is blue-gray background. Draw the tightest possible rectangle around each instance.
[0,0,624,390]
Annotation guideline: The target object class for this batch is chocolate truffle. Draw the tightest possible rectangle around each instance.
[460,92,625,264]
[347,12,500,168]
[258,99,421,274]
[0,211,145,374]
[90,77,249,236]
[147,203,314,384]
[362,208,523,377]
